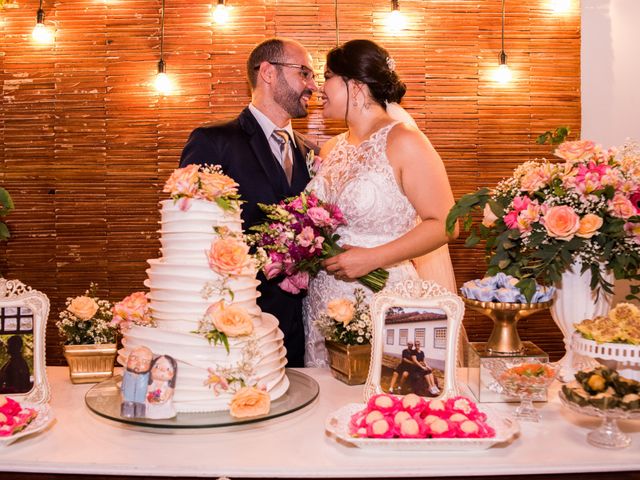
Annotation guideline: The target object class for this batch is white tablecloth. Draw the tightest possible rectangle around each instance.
[1,367,639,477]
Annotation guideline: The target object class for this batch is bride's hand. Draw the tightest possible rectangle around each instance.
[323,245,378,280]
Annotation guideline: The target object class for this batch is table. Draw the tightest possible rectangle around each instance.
[1,367,639,479]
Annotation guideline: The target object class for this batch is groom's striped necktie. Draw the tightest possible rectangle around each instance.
[272,129,293,186]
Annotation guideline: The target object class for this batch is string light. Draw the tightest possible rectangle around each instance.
[155,0,173,95]
[212,0,231,25]
[385,0,407,34]
[551,0,571,13]
[494,0,512,84]
[32,0,54,44]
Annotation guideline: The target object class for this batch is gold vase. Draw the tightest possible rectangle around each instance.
[325,340,371,385]
[463,298,552,355]
[63,343,117,384]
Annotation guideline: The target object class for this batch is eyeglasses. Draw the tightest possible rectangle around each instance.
[254,61,316,82]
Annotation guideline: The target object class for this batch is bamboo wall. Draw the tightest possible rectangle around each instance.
[0,0,581,365]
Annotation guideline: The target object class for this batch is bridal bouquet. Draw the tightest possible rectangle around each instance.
[446,139,640,301]
[248,191,389,293]
[314,288,372,345]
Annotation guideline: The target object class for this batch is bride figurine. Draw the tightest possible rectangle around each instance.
[303,39,460,367]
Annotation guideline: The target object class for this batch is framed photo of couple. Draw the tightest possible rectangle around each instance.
[364,280,464,401]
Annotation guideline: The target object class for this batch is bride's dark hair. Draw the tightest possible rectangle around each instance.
[326,39,406,107]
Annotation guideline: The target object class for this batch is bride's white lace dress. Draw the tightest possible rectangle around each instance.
[303,121,423,367]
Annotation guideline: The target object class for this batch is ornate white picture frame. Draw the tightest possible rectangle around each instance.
[0,278,51,404]
[364,280,464,402]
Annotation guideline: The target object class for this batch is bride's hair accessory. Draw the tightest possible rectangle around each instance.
[385,56,396,72]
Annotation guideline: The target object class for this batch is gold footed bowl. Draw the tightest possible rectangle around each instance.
[463,298,552,355]
[63,343,117,384]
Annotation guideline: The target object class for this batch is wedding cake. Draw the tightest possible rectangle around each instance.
[116,165,289,414]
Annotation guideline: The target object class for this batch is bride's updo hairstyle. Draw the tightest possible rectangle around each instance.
[326,39,406,107]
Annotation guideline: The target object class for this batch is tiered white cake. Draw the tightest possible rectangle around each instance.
[118,198,289,413]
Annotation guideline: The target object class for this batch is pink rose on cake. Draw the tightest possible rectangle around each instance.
[67,296,99,321]
[207,237,251,275]
[205,301,253,337]
[111,291,153,331]
[229,386,270,418]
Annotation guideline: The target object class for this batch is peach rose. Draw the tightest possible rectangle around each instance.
[198,171,238,200]
[542,205,580,241]
[326,298,355,326]
[229,386,271,418]
[67,296,99,320]
[111,291,152,330]
[206,301,253,337]
[481,203,498,228]
[163,164,199,197]
[207,237,250,275]
[608,193,636,219]
[555,140,596,162]
[520,164,552,192]
[576,214,603,239]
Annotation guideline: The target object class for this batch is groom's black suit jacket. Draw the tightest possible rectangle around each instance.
[180,107,317,367]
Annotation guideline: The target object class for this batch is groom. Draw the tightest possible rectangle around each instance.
[180,38,318,367]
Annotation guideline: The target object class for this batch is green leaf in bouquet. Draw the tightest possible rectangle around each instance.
[465,234,480,247]
[0,222,9,241]
[0,187,14,215]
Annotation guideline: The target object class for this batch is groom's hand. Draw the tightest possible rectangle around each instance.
[323,244,377,280]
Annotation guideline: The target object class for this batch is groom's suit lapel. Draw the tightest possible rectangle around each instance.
[238,107,282,196]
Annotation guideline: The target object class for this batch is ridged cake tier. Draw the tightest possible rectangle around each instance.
[119,313,289,413]
[118,197,289,413]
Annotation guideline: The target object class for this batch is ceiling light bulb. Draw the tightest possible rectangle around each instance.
[155,72,173,95]
[32,22,53,44]
[551,0,571,13]
[212,1,230,25]
[495,63,512,84]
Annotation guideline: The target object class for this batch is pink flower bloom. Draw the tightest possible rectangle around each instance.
[555,140,597,162]
[163,164,200,198]
[264,260,283,280]
[279,271,309,294]
[307,206,332,227]
[516,202,541,233]
[630,192,640,214]
[296,226,316,248]
[482,203,498,228]
[177,197,192,211]
[504,210,519,230]
[512,195,532,213]
[288,196,304,211]
[542,205,580,241]
[111,292,152,331]
[609,193,636,219]
[520,165,552,192]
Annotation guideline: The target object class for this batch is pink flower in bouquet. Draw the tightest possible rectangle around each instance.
[515,202,541,234]
[279,271,310,294]
[163,164,199,199]
[111,292,152,331]
[520,164,553,192]
[206,237,250,275]
[576,213,604,239]
[574,162,610,194]
[630,192,640,214]
[264,258,284,280]
[542,205,580,241]
[307,206,332,227]
[608,193,636,219]
[554,139,597,162]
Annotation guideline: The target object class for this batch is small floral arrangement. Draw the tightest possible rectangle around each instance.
[461,273,555,303]
[163,164,241,212]
[111,291,154,332]
[56,283,117,345]
[248,191,389,293]
[447,139,640,301]
[146,388,162,403]
[314,288,372,345]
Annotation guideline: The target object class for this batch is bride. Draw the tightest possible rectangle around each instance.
[303,39,459,367]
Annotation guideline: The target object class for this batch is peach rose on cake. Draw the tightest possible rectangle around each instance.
[111,292,152,330]
[198,171,238,200]
[542,205,580,241]
[206,301,253,337]
[67,296,99,320]
[326,298,355,326]
[163,164,200,198]
[229,386,270,418]
[576,214,604,239]
[207,237,250,275]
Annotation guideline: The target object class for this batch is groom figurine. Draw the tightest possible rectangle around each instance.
[180,38,318,367]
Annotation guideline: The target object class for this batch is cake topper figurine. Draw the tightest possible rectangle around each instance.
[120,346,153,418]
[145,354,178,419]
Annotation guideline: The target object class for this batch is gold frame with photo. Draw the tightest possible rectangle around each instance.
[364,280,464,401]
[0,278,51,404]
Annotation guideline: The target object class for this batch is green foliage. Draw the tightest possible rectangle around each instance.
[536,126,570,145]
[0,187,14,241]
[204,328,230,354]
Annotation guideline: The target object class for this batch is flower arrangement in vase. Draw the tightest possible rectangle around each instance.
[314,289,373,385]
[56,283,118,383]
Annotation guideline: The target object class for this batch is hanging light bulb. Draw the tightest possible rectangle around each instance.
[155,59,173,95]
[494,0,512,84]
[385,0,407,34]
[212,0,231,25]
[32,1,54,44]
[551,0,571,13]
